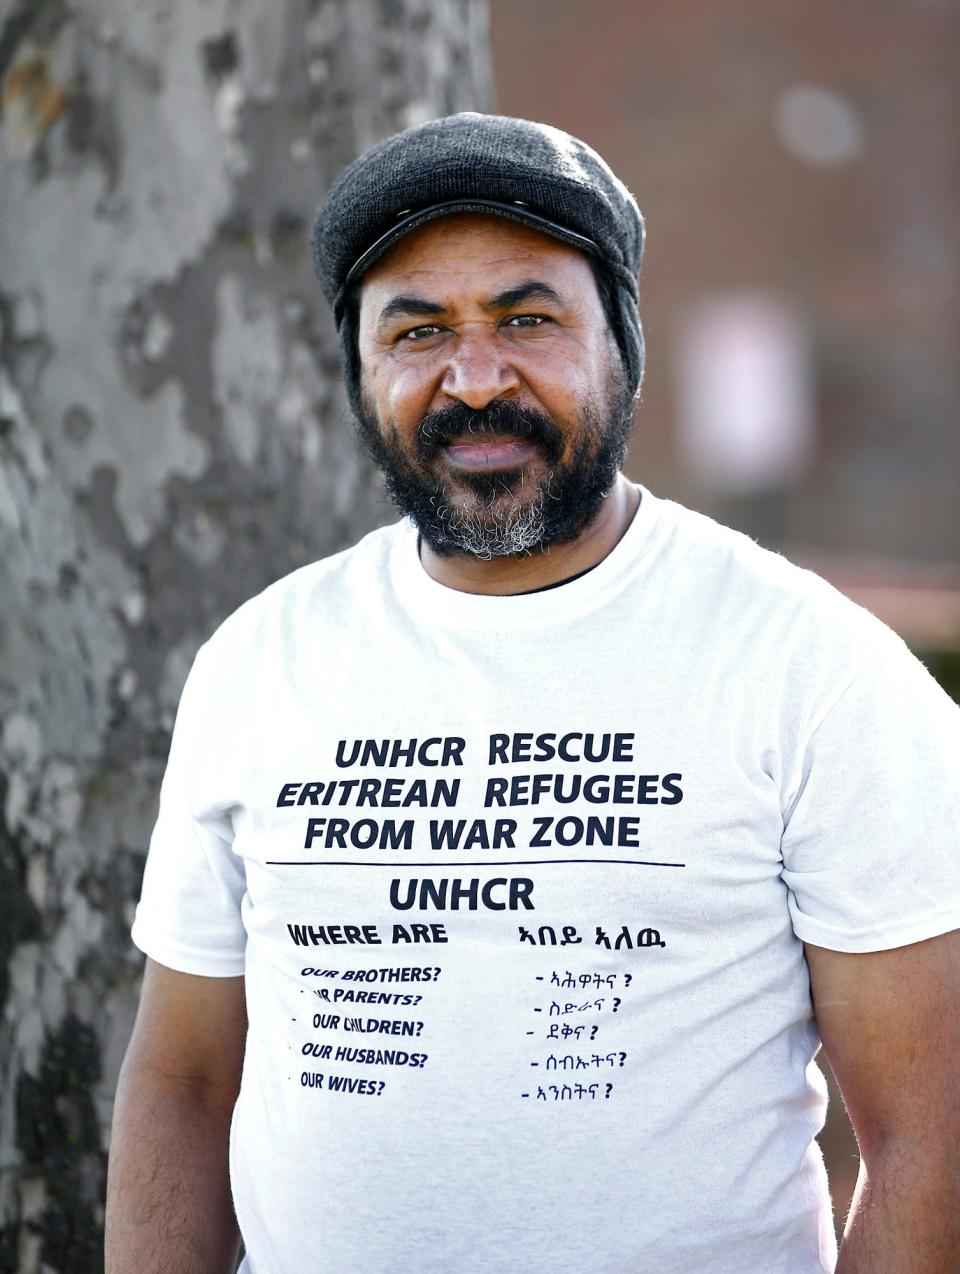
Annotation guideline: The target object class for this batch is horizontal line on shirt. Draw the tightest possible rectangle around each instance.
[265,858,686,868]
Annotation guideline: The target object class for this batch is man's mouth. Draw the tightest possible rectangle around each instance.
[442,435,538,471]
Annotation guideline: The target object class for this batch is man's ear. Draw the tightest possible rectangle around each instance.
[338,284,366,420]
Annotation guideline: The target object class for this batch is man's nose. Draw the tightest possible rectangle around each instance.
[440,330,521,411]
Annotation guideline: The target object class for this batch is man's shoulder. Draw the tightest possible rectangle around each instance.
[203,517,406,657]
[658,495,899,661]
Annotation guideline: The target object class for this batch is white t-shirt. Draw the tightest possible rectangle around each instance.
[132,486,960,1274]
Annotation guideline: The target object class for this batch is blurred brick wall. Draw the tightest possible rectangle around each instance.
[489,0,959,565]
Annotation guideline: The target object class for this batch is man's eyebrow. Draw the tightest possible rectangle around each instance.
[375,280,567,333]
[483,280,565,311]
[376,294,448,330]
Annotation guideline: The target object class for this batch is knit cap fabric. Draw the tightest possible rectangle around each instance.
[310,112,646,411]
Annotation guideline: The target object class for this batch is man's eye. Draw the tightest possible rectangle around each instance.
[505,315,547,328]
[399,325,442,342]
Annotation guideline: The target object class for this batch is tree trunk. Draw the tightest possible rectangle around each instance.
[0,2,492,1268]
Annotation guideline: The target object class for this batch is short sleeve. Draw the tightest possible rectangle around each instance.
[780,628,960,952]
[131,641,247,976]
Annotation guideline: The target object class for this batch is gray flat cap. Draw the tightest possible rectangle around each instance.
[312,113,645,317]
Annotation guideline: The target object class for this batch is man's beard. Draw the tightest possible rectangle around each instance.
[354,366,637,560]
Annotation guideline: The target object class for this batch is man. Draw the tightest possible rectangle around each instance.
[106,114,960,1273]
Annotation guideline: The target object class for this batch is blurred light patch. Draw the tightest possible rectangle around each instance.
[774,84,864,166]
[674,292,815,495]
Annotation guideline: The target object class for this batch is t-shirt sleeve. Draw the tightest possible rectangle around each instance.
[780,626,960,953]
[131,641,247,976]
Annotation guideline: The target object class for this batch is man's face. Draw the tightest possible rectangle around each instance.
[355,213,637,559]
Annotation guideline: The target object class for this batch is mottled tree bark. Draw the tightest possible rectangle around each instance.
[0,2,491,1268]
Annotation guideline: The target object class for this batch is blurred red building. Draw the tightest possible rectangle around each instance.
[490,0,960,657]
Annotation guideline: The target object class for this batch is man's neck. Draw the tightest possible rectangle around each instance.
[417,474,641,596]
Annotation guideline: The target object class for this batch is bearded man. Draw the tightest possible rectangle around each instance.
[106,113,960,1274]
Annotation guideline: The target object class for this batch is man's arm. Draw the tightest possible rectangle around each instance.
[805,929,960,1274]
[105,958,247,1274]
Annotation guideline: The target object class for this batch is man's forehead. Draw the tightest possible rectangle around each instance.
[358,213,597,315]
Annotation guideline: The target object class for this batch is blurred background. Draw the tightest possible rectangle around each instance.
[0,0,956,1268]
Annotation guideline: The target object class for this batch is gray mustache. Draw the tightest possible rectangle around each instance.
[418,403,562,457]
